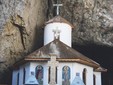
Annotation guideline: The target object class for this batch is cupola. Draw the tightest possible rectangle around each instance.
[44,2,74,47]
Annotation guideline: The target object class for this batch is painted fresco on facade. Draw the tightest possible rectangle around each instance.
[62,66,70,85]
[35,65,43,85]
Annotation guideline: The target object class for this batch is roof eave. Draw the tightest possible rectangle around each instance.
[94,67,107,72]
[24,58,99,68]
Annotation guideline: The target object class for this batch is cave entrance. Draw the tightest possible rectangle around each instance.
[73,43,113,85]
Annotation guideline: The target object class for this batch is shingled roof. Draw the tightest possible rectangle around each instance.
[24,39,100,68]
[46,16,75,28]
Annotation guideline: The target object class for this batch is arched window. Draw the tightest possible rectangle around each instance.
[35,65,43,85]
[56,67,57,84]
[93,74,96,85]
[62,66,70,85]
[23,68,26,84]
[48,67,50,83]
[17,72,19,85]
[82,68,87,85]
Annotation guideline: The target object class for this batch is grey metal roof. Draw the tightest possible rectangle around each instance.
[46,16,74,28]
[25,39,100,68]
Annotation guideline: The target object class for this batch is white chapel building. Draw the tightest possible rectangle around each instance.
[12,6,107,85]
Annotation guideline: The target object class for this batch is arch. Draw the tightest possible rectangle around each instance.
[93,74,96,85]
[56,67,58,84]
[62,66,70,85]
[35,65,43,85]
[48,67,50,83]
[82,68,87,85]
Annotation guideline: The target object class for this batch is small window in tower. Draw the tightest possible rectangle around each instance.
[35,65,43,85]
[62,66,70,85]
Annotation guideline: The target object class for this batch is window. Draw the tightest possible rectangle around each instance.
[56,67,57,84]
[93,74,96,85]
[48,67,50,83]
[23,68,26,84]
[35,65,43,85]
[62,66,70,85]
[17,72,19,85]
[82,68,87,85]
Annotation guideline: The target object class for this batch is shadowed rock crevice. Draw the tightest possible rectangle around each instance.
[11,15,27,50]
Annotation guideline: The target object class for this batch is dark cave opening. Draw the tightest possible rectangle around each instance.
[73,43,113,85]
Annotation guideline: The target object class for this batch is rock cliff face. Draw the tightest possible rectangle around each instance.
[48,0,113,46]
[0,0,47,83]
[0,0,113,84]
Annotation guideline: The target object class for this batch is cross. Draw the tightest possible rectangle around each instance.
[47,54,59,85]
[53,1,63,15]
[53,27,61,40]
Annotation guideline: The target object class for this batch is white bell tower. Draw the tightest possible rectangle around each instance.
[44,2,74,47]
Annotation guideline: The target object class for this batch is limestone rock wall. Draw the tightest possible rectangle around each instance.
[0,0,47,83]
[47,0,113,46]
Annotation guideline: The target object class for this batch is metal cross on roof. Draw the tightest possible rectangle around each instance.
[53,1,63,15]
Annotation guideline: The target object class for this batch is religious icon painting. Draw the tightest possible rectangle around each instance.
[35,65,43,85]
[62,66,70,85]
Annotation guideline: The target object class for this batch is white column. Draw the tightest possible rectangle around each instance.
[12,70,18,85]
[56,66,59,85]
[94,72,102,85]
[44,66,49,85]
[86,69,93,85]
[57,65,62,85]
[19,67,23,85]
